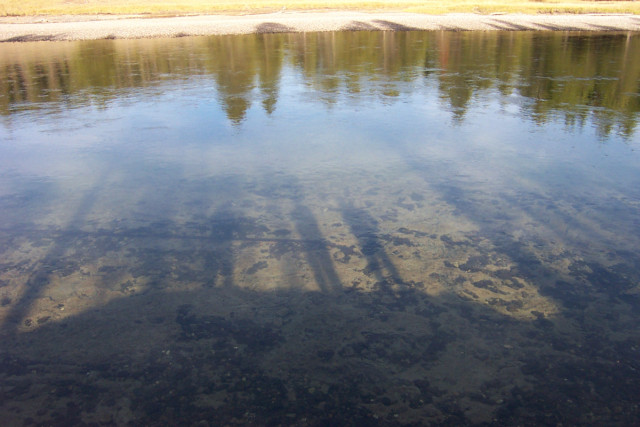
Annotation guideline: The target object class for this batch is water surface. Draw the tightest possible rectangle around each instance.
[1,31,640,425]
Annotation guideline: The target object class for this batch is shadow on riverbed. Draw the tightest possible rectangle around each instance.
[1,28,640,426]
[2,253,639,425]
[1,175,639,425]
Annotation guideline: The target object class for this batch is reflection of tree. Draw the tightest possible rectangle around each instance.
[204,36,257,125]
[515,33,640,137]
[255,34,284,115]
[433,32,495,121]
[287,31,427,105]
[0,32,638,136]
[425,32,640,137]
[201,34,284,123]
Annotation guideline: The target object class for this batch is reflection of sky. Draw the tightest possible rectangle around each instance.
[1,60,639,230]
[1,41,639,332]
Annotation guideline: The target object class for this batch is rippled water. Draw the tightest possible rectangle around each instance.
[1,31,639,425]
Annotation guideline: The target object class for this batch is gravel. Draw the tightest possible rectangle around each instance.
[1,12,639,42]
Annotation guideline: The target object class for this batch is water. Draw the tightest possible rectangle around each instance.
[1,31,639,425]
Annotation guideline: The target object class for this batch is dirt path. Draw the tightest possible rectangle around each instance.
[1,12,639,42]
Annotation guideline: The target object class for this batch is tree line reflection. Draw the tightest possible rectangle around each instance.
[1,31,638,136]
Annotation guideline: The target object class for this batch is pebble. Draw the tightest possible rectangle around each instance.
[1,13,639,42]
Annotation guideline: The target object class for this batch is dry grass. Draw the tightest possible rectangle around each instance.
[1,0,639,16]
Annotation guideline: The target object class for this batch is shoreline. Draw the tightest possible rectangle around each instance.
[1,12,639,42]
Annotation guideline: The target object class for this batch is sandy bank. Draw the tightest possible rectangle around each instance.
[1,12,639,42]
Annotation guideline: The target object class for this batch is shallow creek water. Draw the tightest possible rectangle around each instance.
[1,31,640,425]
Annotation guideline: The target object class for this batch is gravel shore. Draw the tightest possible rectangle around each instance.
[1,12,639,42]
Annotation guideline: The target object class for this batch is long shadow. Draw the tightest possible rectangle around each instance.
[1,176,639,425]
[203,207,266,289]
[535,23,582,32]
[314,114,640,425]
[243,173,344,294]
[1,34,58,43]
[589,24,631,32]
[2,32,640,425]
[341,21,378,31]
[486,19,535,31]
[370,20,422,32]
[427,172,640,414]
[2,228,638,425]
[255,22,295,34]
[338,200,404,292]
[398,138,640,309]
[1,172,106,335]
[291,204,342,293]
[0,275,458,425]
[437,25,466,32]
